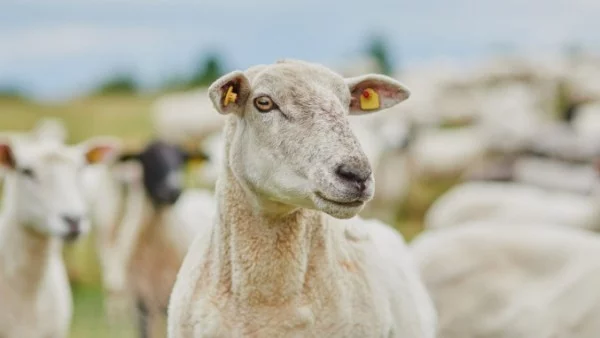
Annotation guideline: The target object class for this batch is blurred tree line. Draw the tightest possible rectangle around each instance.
[93,53,225,96]
[367,35,395,76]
[0,36,396,99]
[0,85,26,101]
[93,36,395,96]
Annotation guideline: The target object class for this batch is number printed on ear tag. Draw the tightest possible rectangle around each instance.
[359,88,380,110]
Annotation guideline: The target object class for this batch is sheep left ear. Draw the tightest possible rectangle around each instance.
[0,141,16,169]
[346,74,410,115]
[208,70,251,115]
[81,137,122,165]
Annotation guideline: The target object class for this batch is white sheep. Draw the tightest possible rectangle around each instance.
[152,89,226,144]
[571,101,600,147]
[409,126,488,177]
[0,118,68,179]
[0,134,119,338]
[194,131,225,189]
[168,59,436,337]
[424,180,600,231]
[511,156,598,194]
[350,113,413,223]
[410,221,600,338]
[84,140,216,338]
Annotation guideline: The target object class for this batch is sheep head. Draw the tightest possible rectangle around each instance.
[209,59,410,219]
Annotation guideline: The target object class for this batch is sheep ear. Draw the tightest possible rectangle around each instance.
[81,137,122,165]
[208,71,251,115]
[0,142,16,169]
[346,74,410,115]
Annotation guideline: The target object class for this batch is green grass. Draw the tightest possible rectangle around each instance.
[0,95,155,145]
[70,286,137,338]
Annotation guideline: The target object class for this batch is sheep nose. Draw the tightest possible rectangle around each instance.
[155,188,182,205]
[61,215,82,241]
[62,215,81,231]
[167,190,182,204]
[335,163,371,191]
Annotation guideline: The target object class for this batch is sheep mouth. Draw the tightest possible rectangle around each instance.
[314,192,364,208]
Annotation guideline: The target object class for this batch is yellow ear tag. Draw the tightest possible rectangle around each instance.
[359,88,380,111]
[223,86,238,107]
[86,147,106,164]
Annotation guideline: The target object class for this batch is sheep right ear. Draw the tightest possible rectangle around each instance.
[208,71,251,115]
[346,74,410,115]
[0,142,15,169]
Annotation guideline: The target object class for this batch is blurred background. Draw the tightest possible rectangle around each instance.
[2,0,600,337]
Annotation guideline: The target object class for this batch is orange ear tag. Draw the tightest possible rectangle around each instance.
[359,88,380,110]
[223,86,238,107]
[86,147,107,164]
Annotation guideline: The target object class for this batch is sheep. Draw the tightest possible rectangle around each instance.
[80,160,136,323]
[572,101,600,147]
[194,131,225,189]
[89,140,215,338]
[168,59,437,337]
[0,118,68,179]
[351,115,413,223]
[511,156,599,194]
[0,134,119,338]
[152,89,226,145]
[194,97,413,193]
[424,180,600,232]
[409,126,488,177]
[410,220,600,338]
[464,154,599,195]
[476,84,546,154]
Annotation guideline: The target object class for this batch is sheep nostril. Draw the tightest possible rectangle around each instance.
[335,164,371,191]
[169,190,182,204]
[61,215,81,230]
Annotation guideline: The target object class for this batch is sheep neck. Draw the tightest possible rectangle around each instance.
[0,174,60,294]
[211,119,334,306]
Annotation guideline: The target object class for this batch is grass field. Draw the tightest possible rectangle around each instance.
[0,94,453,337]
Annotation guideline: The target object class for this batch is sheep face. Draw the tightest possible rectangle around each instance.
[116,140,209,207]
[209,60,410,219]
[0,137,120,241]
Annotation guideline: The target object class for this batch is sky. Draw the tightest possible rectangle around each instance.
[1,0,599,101]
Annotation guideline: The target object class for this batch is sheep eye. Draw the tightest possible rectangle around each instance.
[19,167,35,178]
[254,96,275,112]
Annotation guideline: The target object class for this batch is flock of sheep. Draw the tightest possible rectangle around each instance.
[1,54,600,338]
